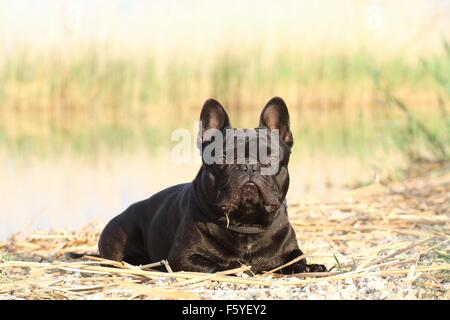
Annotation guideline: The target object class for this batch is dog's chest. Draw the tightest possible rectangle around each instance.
[230,235,279,270]
[241,240,254,259]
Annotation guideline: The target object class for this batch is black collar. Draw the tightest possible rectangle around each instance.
[220,199,288,235]
[225,224,267,234]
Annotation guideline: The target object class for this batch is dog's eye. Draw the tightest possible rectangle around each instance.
[215,157,228,170]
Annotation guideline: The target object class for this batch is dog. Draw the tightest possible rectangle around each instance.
[98,97,326,274]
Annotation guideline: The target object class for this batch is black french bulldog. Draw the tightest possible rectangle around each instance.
[98,97,326,274]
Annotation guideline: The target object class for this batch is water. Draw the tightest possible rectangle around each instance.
[0,149,383,240]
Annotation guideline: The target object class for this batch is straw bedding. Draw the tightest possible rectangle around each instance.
[1,170,449,299]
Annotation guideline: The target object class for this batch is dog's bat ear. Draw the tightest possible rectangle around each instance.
[259,97,293,147]
[198,99,231,143]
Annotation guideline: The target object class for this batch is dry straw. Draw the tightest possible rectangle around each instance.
[0,171,449,299]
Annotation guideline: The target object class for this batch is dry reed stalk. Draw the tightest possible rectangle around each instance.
[140,261,166,270]
[284,264,450,286]
[356,237,435,271]
[264,250,318,274]
[172,265,252,287]
[162,260,173,273]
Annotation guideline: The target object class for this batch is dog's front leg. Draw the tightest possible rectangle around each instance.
[168,252,221,273]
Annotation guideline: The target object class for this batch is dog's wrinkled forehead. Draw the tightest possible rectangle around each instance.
[223,128,280,147]
[203,128,290,169]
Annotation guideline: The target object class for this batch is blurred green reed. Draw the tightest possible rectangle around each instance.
[372,40,450,163]
[0,45,449,164]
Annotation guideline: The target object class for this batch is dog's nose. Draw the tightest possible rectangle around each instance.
[241,182,259,203]
[242,182,257,193]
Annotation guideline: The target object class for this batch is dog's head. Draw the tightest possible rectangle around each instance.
[196,97,293,228]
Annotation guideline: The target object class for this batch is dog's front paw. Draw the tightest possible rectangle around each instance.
[280,262,327,274]
[304,263,327,273]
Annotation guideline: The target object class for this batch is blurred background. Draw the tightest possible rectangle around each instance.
[0,0,449,239]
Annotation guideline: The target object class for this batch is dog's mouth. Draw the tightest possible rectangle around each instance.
[217,182,280,228]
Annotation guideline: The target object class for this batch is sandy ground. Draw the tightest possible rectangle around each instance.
[0,168,449,300]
